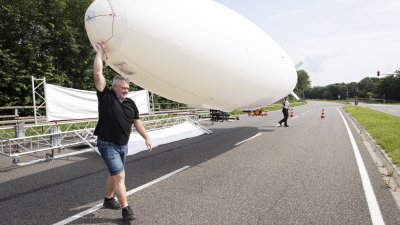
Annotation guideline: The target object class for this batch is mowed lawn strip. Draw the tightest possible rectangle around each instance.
[343,106,400,166]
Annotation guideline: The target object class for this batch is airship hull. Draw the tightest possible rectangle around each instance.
[85,0,297,111]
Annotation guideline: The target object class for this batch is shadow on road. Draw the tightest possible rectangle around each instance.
[0,126,262,224]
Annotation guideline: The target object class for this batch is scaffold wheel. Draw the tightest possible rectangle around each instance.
[12,157,20,164]
[45,153,54,162]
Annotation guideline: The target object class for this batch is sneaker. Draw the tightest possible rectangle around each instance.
[122,206,135,222]
[103,197,120,209]
[276,123,282,127]
[284,125,289,127]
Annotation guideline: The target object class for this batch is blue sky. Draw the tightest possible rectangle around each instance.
[216,0,400,86]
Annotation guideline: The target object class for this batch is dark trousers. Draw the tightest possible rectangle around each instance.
[279,109,289,126]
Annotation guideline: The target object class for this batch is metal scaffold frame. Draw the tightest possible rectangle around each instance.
[149,91,155,114]
[0,115,210,166]
[31,76,47,126]
[0,78,211,166]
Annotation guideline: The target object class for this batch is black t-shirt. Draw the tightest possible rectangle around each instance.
[94,87,139,145]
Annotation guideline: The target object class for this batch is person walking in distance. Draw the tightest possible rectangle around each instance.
[278,96,290,127]
[93,43,152,222]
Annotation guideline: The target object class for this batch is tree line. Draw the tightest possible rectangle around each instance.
[305,71,400,102]
[285,68,400,103]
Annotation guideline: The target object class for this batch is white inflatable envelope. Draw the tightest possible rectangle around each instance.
[85,0,297,111]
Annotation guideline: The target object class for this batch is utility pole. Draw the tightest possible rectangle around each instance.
[355,87,359,106]
[376,70,395,103]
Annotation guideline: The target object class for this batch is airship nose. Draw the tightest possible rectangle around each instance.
[85,1,115,45]
[85,0,128,54]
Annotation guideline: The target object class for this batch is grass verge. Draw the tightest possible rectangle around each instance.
[343,106,400,166]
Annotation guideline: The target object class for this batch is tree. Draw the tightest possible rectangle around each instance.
[357,77,380,98]
[0,0,95,106]
[376,72,400,101]
[294,69,311,100]
[325,83,344,100]
[305,86,325,99]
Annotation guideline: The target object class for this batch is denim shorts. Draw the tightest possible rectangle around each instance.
[97,138,128,176]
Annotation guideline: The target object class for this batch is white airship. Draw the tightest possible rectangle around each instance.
[85,0,297,112]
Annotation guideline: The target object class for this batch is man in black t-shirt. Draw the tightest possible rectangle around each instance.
[93,43,152,222]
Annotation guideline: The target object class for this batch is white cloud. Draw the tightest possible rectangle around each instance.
[216,0,400,86]
[268,9,309,22]
[292,32,400,86]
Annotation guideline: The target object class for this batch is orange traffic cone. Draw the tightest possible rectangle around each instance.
[321,109,325,119]
[290,109,294,118]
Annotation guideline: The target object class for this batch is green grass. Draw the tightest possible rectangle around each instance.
[343,106,400,166]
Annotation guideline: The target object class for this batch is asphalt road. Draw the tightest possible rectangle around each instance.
[358,103,400,117]
[1,101,400,225]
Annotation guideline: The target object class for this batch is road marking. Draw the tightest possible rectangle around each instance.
[53,165,191,225]
[337,108,385,225]
[235,133,262,146]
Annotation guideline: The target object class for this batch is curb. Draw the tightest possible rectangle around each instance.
[344,109,400,191]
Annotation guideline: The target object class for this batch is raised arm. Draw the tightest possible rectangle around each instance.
[133,119,153,151]
[93,43,106,92]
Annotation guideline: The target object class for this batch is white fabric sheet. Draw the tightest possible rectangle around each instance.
[45,84,149,121]
[127,121,205,156]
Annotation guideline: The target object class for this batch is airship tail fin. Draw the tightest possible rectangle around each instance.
[295,61,303,70]
[290,61,303,100]
[290,91,300,100]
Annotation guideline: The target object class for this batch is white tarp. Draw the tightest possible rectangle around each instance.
[45,84,149,121]
[127,121,205,155]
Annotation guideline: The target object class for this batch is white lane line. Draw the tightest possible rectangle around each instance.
[53,203,103,225]
[127,165,190,195]
[235,133,262,146]
[54,165,191,225]
[337,108,385,225]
